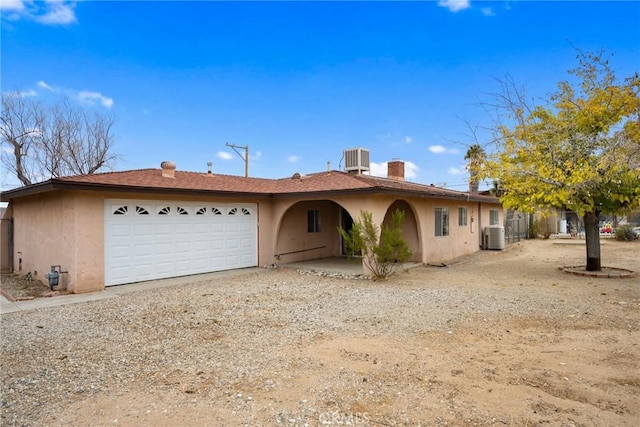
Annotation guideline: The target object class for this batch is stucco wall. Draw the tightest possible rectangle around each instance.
[9,188,502,292]
[273,199,342,263]
[271,194,503,266]
[11,193,74,290]
[10,191,273,293]
[1,207,12,272]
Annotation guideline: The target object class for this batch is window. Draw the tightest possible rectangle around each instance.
[490,209,500,225]
[113,206,128,215]
[135,206,149,215]
[458,207,467,226]
[435,207,449,237]
[307,210,321,233]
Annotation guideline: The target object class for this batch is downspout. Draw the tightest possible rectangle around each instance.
[478,202,483,249]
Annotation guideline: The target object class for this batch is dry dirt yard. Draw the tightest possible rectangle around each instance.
[1,239,639,426]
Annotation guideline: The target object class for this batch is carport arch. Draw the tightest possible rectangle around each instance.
[273,199,356,264]
[382,199,422,262]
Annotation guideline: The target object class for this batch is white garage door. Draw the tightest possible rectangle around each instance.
[104,199,257,286]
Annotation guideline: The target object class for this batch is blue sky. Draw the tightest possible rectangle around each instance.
[2,1,639,191]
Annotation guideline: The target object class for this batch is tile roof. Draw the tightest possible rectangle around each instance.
[1,167,500,203]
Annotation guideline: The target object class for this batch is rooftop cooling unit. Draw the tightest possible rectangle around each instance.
[484,225,505,250]
[344,148,370,174]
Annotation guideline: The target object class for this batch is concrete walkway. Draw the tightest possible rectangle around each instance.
[1,267,264,315]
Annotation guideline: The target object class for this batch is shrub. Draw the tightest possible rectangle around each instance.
[615,224,639,241]
[339,209,412,280]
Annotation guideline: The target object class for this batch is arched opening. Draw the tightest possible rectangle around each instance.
[383,200,421,262]
[275,200,355,263]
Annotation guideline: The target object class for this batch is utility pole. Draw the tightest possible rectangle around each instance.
[225,142,249,177]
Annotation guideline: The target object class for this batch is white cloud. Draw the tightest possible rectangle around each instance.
[448,167,464,175]
[481,7,495,17]
[438,0,471,13]
[19,89,37,97]
[37,80,55,91]
[369,162,386,177]
[2,0,77,25]
[287,155,300,163]
[429,145,459,154]
[217,151,233,160]
[77,91,114,109]
[405,136,413,144]
[0,0,26,12]
[404,161,418,179]
[369,161,418,180]
[252,150,262,161]
[36,1,77,25]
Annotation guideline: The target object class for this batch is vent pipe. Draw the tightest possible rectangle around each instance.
[161,161,176,178]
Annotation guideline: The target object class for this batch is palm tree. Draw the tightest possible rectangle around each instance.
[464,144,486,194]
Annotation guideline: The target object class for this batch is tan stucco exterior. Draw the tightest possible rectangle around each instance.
[5,185,502,293]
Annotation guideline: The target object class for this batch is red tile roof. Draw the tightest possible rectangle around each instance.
[1,168,500,203]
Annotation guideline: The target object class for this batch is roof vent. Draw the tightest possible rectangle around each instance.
[344,148,370,174]
[161,161,176,178]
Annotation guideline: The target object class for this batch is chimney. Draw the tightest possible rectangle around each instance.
[387,159,405,181]
[160,161,176,178]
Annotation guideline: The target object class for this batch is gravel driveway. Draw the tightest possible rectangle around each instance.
[1,239,639,426]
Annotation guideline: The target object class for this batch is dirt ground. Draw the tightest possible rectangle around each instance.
[1,238,639,426]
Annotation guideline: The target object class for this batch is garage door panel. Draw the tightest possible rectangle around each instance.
[156,242,173,256]
[155,261,174,276]
[210,239,225,250]
[226,239,240,250]
[110,266,132,283]
[192,257,208,270]
[194,223,208,233]
[192,240,208,252]
[175,259,192,274]
[105,200,257,286]
[134,223,154,237]
[133,242,154,256]
[156,223,174,235]
[209,255,225,269]
[210,223,224,233]
[110,223,132,236]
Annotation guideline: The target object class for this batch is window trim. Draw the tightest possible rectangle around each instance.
[490,209,500,225]
[307,210,321,233]
[458,207,467,226]
[435,207,450,237]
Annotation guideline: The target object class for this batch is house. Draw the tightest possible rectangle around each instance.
[0,150,503,293]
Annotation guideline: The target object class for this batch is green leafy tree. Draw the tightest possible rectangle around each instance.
[339,209,412,280]
[483,51,640,271]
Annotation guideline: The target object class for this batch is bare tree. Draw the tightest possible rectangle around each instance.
[1,91,118,186]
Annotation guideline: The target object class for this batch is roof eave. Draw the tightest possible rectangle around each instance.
[272,186,501,203]
[0,180,272,201]
[1,179,501,204]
